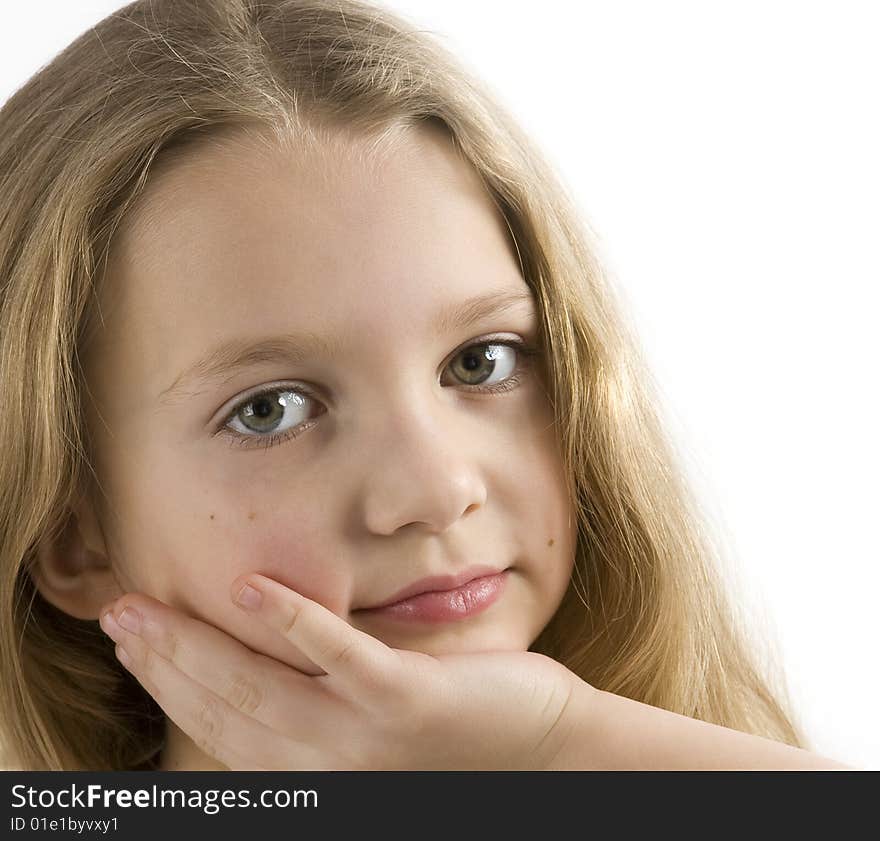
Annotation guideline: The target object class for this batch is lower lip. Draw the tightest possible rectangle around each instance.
[357,570,510,624]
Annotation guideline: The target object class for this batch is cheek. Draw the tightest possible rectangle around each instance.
[251,531,351,614]
[197,473,345,607]
[517,411,577,580]
[167,521,350,677]
[164,481,347,610]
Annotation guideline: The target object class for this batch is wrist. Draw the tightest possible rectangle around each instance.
[538,676,605,770]
[546,686,855,770]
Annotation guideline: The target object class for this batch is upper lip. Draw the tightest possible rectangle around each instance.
[353,564,508,611]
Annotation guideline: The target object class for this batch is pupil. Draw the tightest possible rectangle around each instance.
[254,398,273,418]
[463,352,481,371]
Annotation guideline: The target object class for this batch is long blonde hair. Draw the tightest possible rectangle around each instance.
[0,0,808,769]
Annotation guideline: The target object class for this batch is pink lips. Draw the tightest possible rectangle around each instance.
[353,566,510,624]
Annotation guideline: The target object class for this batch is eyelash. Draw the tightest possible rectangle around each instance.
[214,338,542,451]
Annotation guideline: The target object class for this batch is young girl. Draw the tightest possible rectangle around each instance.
[0,0,852,771]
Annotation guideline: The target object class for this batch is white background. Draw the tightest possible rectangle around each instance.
[2,1,877,770]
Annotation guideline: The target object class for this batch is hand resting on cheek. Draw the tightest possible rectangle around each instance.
[98,573,589,771]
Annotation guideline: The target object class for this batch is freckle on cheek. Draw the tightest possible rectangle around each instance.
[210,514,215,520]
[548,538,555,547]
[248,511,257,521]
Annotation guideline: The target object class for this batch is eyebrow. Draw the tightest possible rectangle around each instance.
[157,288,537,406]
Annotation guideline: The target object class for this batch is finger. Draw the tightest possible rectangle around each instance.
[98,602,329,763]
[231,573,399,699]
[99,609,303,770]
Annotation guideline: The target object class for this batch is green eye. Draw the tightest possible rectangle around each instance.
[216,338,542,451]
[449,343,515,387]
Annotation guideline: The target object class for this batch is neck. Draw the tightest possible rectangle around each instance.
[157,718,229,771]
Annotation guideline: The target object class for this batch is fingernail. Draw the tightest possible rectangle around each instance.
[235,583,263,611]
[100,610,121,638]
[117,606,142,634]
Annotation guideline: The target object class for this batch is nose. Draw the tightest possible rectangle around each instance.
[358,398,488,536]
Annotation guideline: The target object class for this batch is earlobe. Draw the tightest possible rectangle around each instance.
[29,499,123,621]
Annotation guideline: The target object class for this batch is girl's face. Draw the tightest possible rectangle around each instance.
[80,123,576,675]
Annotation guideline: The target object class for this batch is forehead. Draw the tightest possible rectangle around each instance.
[85,122,527,411]
[114,119,509,278]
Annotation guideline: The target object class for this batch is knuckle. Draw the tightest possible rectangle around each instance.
[139,643,156,675]
[330,639,358,669]
[163,628,182,665]
[226,672,265,716]
[280,602,307,639]
[194,695,224,746]
[155,630,181,666]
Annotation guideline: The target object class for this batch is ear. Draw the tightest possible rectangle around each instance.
[30,495,123,621]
